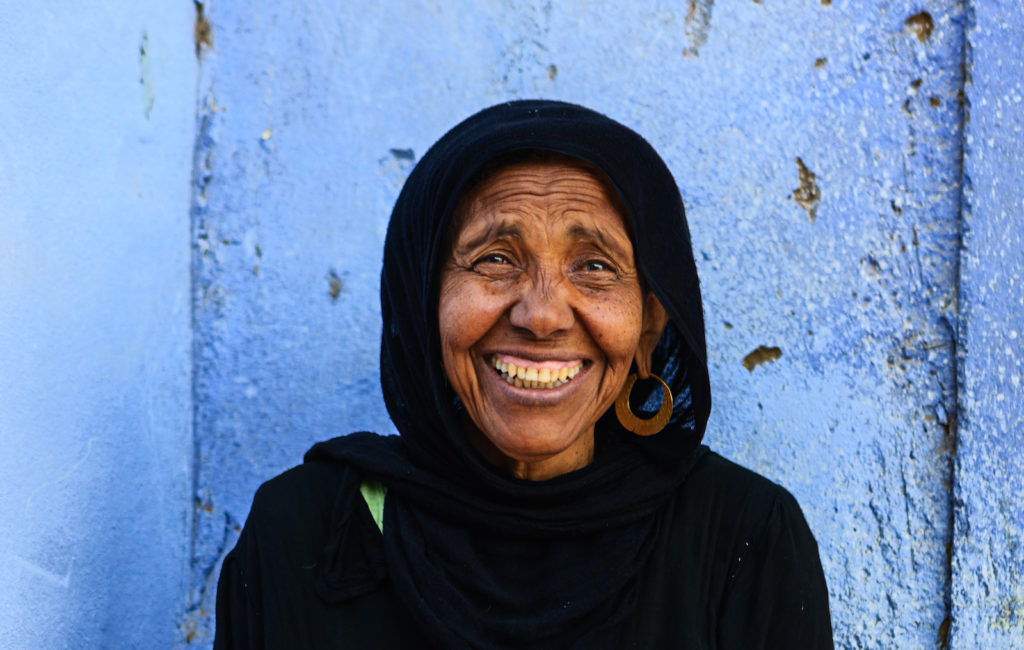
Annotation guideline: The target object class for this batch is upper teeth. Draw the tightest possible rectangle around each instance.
[491,356,583,389]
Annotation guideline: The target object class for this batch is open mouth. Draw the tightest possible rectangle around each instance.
[489,355,584,389]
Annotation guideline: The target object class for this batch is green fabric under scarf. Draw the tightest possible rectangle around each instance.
[360,479,386,533]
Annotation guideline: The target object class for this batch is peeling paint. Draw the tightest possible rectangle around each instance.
[904,11,935,43]
[139,31,154,119]
[742,346,782,371]
[683,0,714,58]
[792,157,821,221]
[327,269,343,301]
[194,1,212,57]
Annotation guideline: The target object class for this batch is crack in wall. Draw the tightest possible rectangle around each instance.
[944,1,974,647]
[183,0,218,642]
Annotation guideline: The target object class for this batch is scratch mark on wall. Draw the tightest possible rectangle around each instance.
[792,157,821,221]
[24,438,95,510]
[683,0,714,58]
[8,555,72,588]
[139,31,154,119]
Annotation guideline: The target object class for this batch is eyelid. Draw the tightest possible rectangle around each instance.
[576,248,618,269]
[472,250,516,266]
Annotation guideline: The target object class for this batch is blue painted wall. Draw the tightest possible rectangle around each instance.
[1,1,1021,648]
[0,2,196,647]
[185,2,969,646]
[951,1,1024,646]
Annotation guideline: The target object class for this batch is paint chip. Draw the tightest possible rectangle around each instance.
[682,0,714,58]
[904,11,934,43]
[139,32,155,119]
[328,270,343,301]
[194,1,213,57]
[743,346,782,371]
[792,157,821,221]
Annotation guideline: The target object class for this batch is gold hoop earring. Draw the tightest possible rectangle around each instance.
[615,373,673,437]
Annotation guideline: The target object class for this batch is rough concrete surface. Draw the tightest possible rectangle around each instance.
[950,1,1024,647]
[0,2,196,647]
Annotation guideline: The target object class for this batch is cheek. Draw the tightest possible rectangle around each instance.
[438,279,506,372]
[587,294,645,366]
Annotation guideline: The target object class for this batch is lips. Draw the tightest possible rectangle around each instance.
[489,354,584,389]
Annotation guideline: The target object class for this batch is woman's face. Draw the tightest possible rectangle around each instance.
[438,160,648,480]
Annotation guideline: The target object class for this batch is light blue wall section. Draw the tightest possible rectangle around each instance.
[951,1,1024,646]
[0,3,196,648]
[186,2,972,647]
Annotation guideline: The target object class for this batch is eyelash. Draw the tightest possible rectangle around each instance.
[474,252,513,266]
[582,259,615,273]
[470,252,618,277]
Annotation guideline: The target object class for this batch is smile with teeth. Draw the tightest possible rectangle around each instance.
[490,355,584,389]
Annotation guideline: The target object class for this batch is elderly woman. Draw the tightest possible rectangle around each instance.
[215,100,833,648]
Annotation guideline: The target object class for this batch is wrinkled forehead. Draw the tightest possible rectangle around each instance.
[442,150,634,257]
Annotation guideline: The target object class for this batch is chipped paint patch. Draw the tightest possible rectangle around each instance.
[194,1,212,57]
[904,11,934,43]
[792,157,821,221]
[139,32,154,119]
[683,0,714,57]
[742,346,782,371]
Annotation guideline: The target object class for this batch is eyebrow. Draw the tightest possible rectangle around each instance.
[455,217,633,259]
[457,221,523,252]
[567,223,631,258]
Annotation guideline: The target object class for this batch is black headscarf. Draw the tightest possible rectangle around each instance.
[306,99,711,649]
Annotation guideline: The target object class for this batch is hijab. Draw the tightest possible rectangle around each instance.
[305,99,711,648]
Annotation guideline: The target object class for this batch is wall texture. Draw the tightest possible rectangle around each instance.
[1,1,1021,648]
[0,3,196,648]
[951,0,1024,646]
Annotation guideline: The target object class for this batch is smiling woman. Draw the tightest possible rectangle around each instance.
[439,157,661,480]
[214,101,834,649]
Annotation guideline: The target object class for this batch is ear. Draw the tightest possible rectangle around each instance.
[635,292,669,379]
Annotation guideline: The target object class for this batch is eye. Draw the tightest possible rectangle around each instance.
[584,259,615,273]
[474,252,512,266]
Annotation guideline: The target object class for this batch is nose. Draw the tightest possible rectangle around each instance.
[508,274,575,338]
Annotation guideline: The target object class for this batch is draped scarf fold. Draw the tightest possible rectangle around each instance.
[305,100,712,649]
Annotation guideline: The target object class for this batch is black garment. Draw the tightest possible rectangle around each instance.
[215,452,833,648]
[214,100,833,648]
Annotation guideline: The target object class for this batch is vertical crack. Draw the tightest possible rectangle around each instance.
[943,1,974,647]
[183,1,217,643]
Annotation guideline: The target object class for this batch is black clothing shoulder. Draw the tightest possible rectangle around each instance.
[215,452,833,649]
